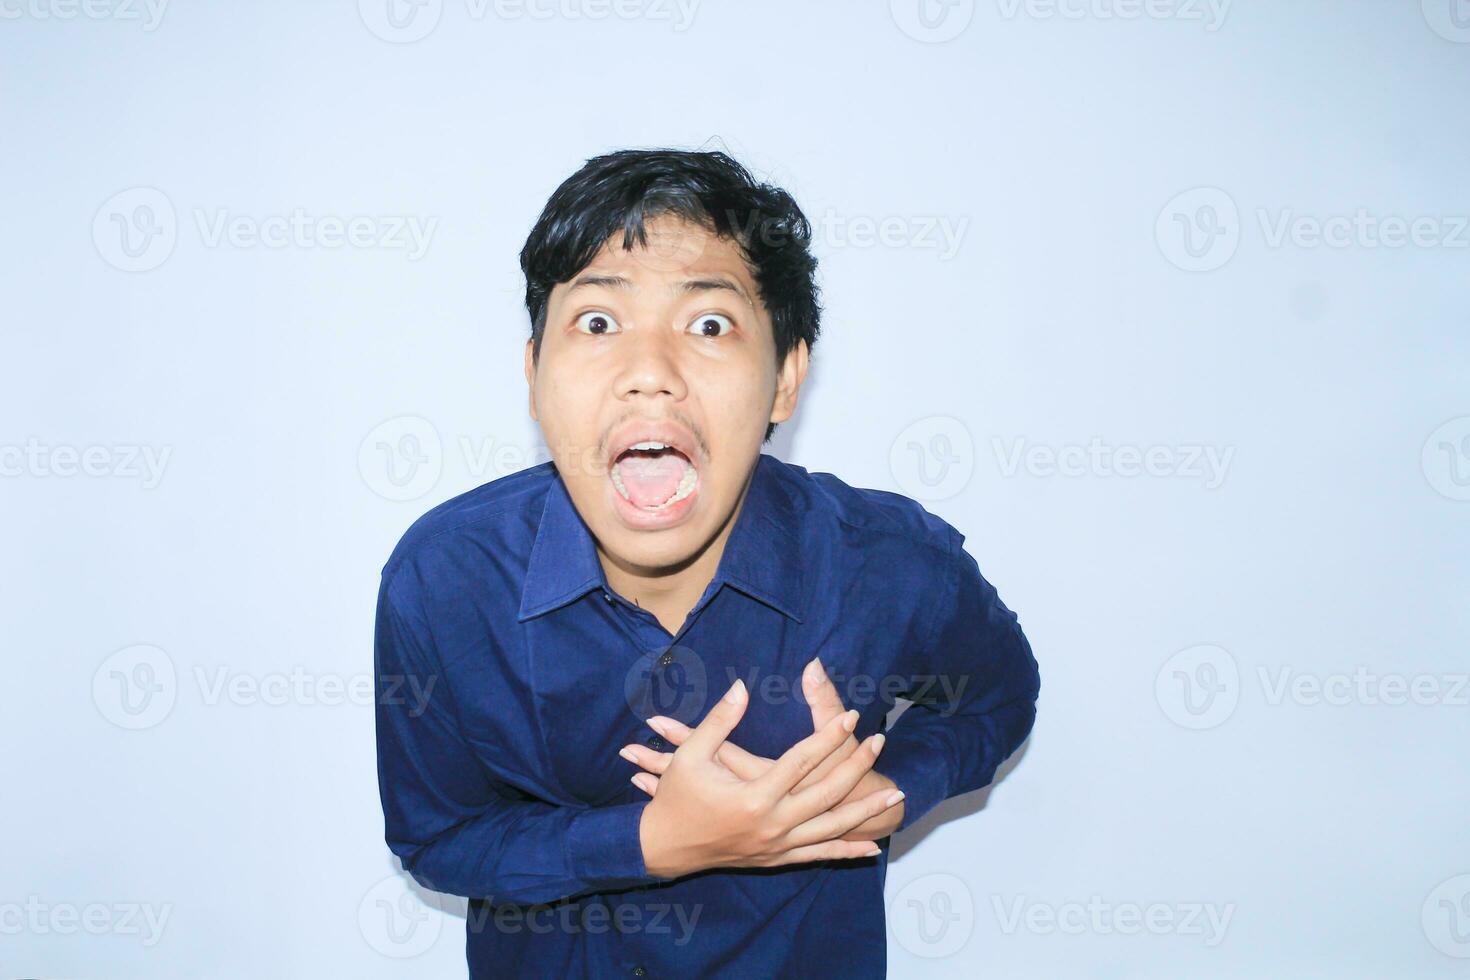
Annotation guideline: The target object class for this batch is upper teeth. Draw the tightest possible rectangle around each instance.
[629,441,668,451]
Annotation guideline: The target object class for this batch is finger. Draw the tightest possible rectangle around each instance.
[630,772,659,796]
[762,837,882,867]
[717,743,775,780]
[781,732,886,826]
[791,732,860,793]
[786,783,904,848]
[754,707,859,800]
[619,743,672,775]
[648,716,771,779]
[675,678,749,762]
[802,656,846,731]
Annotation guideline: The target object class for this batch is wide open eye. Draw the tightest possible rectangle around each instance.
[575,311,620,335]
[686,313,733,338]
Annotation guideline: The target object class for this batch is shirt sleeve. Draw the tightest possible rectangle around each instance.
[374,565,665,905]
[870,528,1040,833]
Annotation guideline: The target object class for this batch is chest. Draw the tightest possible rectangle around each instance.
[453,580,929,805]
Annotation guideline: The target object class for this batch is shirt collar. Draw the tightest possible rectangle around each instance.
[517,453,805,623]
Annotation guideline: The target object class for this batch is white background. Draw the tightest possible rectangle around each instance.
[3,0,1468,976]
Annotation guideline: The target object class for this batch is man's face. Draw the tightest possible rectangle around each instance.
[525,213,807,575]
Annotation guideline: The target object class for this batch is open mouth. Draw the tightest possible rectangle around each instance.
[609,441,699,512]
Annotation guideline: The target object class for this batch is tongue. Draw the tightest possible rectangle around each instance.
[617,453,689,508]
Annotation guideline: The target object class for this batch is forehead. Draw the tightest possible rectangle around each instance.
[556,214,765,310]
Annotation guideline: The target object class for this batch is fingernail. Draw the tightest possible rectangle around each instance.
[725,678,746,704]
[630,773,647,790]
[804,657,821,685]
[618,747,637,764]
[842,709,858,732]
[646,717,668,735]
[871,733,886,756]
[886,790,905,807]
[865,844,882,857]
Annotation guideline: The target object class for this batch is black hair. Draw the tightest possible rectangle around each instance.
[519,147,821,442]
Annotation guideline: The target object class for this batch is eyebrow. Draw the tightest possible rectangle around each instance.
[566,273,752,306]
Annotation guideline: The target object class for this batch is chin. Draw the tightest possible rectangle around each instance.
[597,522,708,574]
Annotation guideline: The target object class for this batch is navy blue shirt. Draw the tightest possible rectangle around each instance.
[374,453,1039,978]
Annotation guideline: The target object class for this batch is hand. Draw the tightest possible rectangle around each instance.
[622,658,906,842]
[631,677,905,879]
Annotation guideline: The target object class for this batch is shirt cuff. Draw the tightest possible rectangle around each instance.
[871,736,951,834]
[565,800,659,886]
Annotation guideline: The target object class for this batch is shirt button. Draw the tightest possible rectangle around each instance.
[632,968,647,977]
[657,652,674,667]
[646,734,667,751]
[603,592,614,603]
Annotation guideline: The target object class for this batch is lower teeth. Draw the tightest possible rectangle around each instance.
[611,460,698,510]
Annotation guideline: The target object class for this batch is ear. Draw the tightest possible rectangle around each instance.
[524,338,539,422]
[769,339,810,426]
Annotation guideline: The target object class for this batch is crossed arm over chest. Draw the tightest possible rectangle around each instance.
[373,539,1040,906]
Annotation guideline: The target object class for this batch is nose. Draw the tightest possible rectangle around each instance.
[612,325,688,404]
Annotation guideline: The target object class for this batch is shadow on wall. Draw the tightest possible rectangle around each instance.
[888,737,1033,864]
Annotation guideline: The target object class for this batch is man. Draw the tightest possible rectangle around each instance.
[374,148,1040,978]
